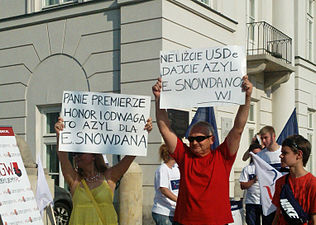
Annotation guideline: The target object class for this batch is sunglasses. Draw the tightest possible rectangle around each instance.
[188,135,212,143]
[284,139,300,151]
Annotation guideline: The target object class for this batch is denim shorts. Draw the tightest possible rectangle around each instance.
[152,212,174,225]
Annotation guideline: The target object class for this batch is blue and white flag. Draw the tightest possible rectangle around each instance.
[185,107,219,149]
[277,108,299,145]
[36,156,54,217]
[250,152,283,216]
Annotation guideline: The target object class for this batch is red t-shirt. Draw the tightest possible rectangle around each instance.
[272,173,316,225]
[170,138,236,225]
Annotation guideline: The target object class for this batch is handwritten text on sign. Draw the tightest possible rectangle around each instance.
[160,46,246,109]
[59,91,151,156]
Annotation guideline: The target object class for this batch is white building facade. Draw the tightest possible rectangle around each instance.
[0,0,315,223]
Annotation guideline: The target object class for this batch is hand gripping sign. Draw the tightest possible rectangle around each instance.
[160,45,247,109]
[59,91,151,156]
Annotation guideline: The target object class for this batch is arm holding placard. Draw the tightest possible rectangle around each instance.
[55,117,78,193]
[225,75,252,157]
[152,77,178,154]
[105,118,152,189]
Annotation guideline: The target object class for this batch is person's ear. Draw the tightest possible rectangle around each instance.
[297,150,303,160]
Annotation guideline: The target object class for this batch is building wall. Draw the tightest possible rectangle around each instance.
[0,0,26,19]
[0,0,121,155]
[294,0,316,175]
[0,0,315,224]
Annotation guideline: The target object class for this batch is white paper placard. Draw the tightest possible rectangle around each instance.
[0,127,44,225]
[59,91,151,156]
[160,46,246,109]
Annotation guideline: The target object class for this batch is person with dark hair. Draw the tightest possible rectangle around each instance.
[239,143,263,225]
[152,144,180,225]
[272,135,316,225]
[54,117,152,225]
[242,133,264,161]
[152,75,252,225]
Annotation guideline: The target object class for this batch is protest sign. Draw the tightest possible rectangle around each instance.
[160,46,246,109]
[59,91,151,156]
[0,127,43,225]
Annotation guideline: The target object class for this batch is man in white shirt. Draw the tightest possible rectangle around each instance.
[256,126,281,225]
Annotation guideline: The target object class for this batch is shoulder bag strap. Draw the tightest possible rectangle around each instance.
[82,179,107,225]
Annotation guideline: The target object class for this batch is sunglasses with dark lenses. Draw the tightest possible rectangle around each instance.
[188,135,212,143]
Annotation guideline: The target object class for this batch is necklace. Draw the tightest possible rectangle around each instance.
[84,172,101,183]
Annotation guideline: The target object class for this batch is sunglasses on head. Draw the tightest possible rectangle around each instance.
[188,135,212,143]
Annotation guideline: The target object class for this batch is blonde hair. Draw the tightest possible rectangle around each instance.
[259,126,275,136]
[159,144,172,163]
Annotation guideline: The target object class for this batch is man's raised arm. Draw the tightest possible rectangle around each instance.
[152,77,178,154]
[226,75,253,156]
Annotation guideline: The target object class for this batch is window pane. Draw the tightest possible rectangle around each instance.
[249,0,255,18]
[308,0,313,15]
[306,133,313,171]
[200,0,210,5]
[248,0,255,41]
[167,109,189,139]
[46,144,59,186]
[249,128,254,145]
[309,21,312,60]
[308,21,312,40]
[44,0,59,6]
[248,104,254,121]
[46,112,59,133]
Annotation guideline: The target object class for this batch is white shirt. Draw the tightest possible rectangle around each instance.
[256,146,282,171]
[152,163,180,216]
[239,163,261,204]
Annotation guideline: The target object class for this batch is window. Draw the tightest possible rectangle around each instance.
[307,19,313,60]
[167,109,189,139]
[306,0,314,60]
[249,128,255,145]
[43,0,73,8]
[306,109,314,172]
[308,111,313,129]
[197,0,214,8]
[306,133,313,172]
[199,0,210,6]
[248,103,255,122]
[307,0,314,15]
[248,0,256,41]
[39,106,67,187]
[247,101,257,145]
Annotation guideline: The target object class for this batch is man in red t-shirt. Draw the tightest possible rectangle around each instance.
[152,75,253,225]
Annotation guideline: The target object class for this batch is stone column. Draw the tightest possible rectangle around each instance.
[119,162,143,225]
[272,0,296,135]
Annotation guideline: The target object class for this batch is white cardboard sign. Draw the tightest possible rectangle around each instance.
[59,91,151,156]
[160,46,246,109]
[0,127,44,225]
